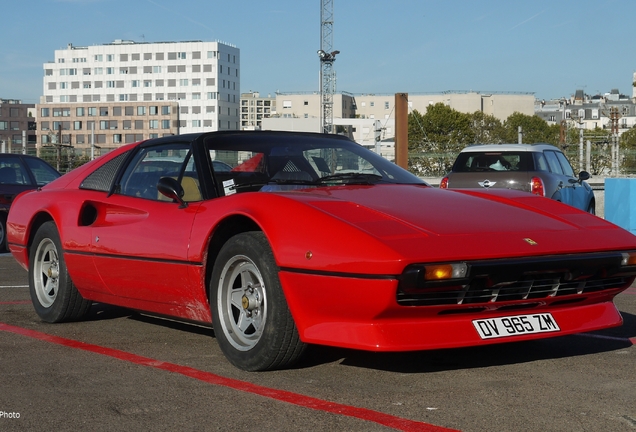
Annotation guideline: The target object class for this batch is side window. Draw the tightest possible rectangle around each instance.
[544,151,563,175]
[117,143,201,202]
[24,158,60,186]
[533,153,550,172]
[555,151,575,177]
[80,151,129,192]
[0,157,31,185]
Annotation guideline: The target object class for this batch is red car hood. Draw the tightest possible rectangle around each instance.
[278,184,636,263]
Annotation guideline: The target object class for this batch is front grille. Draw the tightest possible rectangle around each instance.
[397,276,630,306]
[397,253,636,307]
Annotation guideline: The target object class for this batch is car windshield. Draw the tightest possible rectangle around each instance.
[452,152,533,173]
[204,133,425,194]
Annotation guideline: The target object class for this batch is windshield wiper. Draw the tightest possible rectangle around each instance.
[316,173,383,185]
[268,178,316,185]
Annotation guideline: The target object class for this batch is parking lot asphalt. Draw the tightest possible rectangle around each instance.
[1,253,635,432]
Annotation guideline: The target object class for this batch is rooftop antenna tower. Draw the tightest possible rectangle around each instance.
[317,0,339,134]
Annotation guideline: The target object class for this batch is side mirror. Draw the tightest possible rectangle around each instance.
[578,171,590,182]
[157,177,187,208]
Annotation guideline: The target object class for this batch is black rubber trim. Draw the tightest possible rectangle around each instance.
[64,249,203,267]
[279,266,398,280]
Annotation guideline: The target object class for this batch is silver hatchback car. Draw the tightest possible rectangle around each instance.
[440,144,595,214]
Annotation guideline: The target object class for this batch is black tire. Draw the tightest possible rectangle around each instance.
[210,231,306,371]
[0,212,7,253]
[29,221,91,323]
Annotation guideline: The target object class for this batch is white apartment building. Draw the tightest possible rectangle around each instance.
[39,40,240,153]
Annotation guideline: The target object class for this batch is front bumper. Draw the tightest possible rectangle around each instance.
[279,271,626,351]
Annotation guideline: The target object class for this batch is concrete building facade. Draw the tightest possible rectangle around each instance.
[0,99,36,153]
[38,40,239,154]
[240,92,276,129]
[535,89,636,135]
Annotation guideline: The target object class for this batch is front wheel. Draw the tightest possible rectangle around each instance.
[210,232,306,371]
[29,221,91,323]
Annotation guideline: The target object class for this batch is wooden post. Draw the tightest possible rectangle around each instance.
[394,93,408,169]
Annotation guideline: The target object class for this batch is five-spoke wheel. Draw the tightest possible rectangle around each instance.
[29,222,91,322]
[210,232,306,371]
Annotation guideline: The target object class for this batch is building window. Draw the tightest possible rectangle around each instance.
[41,108,50,117]
[161,106,171,115]
[100,107,108,116]
[161,119,170,129]
[137,106,146,115]
[149,120,158,129]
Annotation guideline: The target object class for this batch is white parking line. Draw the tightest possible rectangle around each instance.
[0,285,28,288]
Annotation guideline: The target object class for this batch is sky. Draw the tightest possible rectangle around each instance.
[1,0,634,104]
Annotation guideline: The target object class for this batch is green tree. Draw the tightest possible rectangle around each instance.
[502,112,557,144]
[563,127,612,176]
[467,111,505,144]
[620,127,636,175]
[407,103,473,176]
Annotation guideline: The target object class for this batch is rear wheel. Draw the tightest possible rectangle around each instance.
[29,222,91,323]
[210,232,306,371]
[0,212,7,252]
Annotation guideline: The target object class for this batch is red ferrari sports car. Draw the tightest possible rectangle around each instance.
[7,131,636,371]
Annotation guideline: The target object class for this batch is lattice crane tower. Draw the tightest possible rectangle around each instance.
[318,0,339,134]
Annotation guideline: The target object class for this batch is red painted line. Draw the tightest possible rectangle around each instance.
[0,301,31,305]
[0,322,457,432]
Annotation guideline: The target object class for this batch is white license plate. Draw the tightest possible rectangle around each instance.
[473,313,560,339]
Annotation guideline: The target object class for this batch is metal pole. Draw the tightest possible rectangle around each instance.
[394,93,409,169]
[518,126,522,144]
[22,130,26,154]
[586,140,591,173]
[91,122,95,160]
[578,122,583,172]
